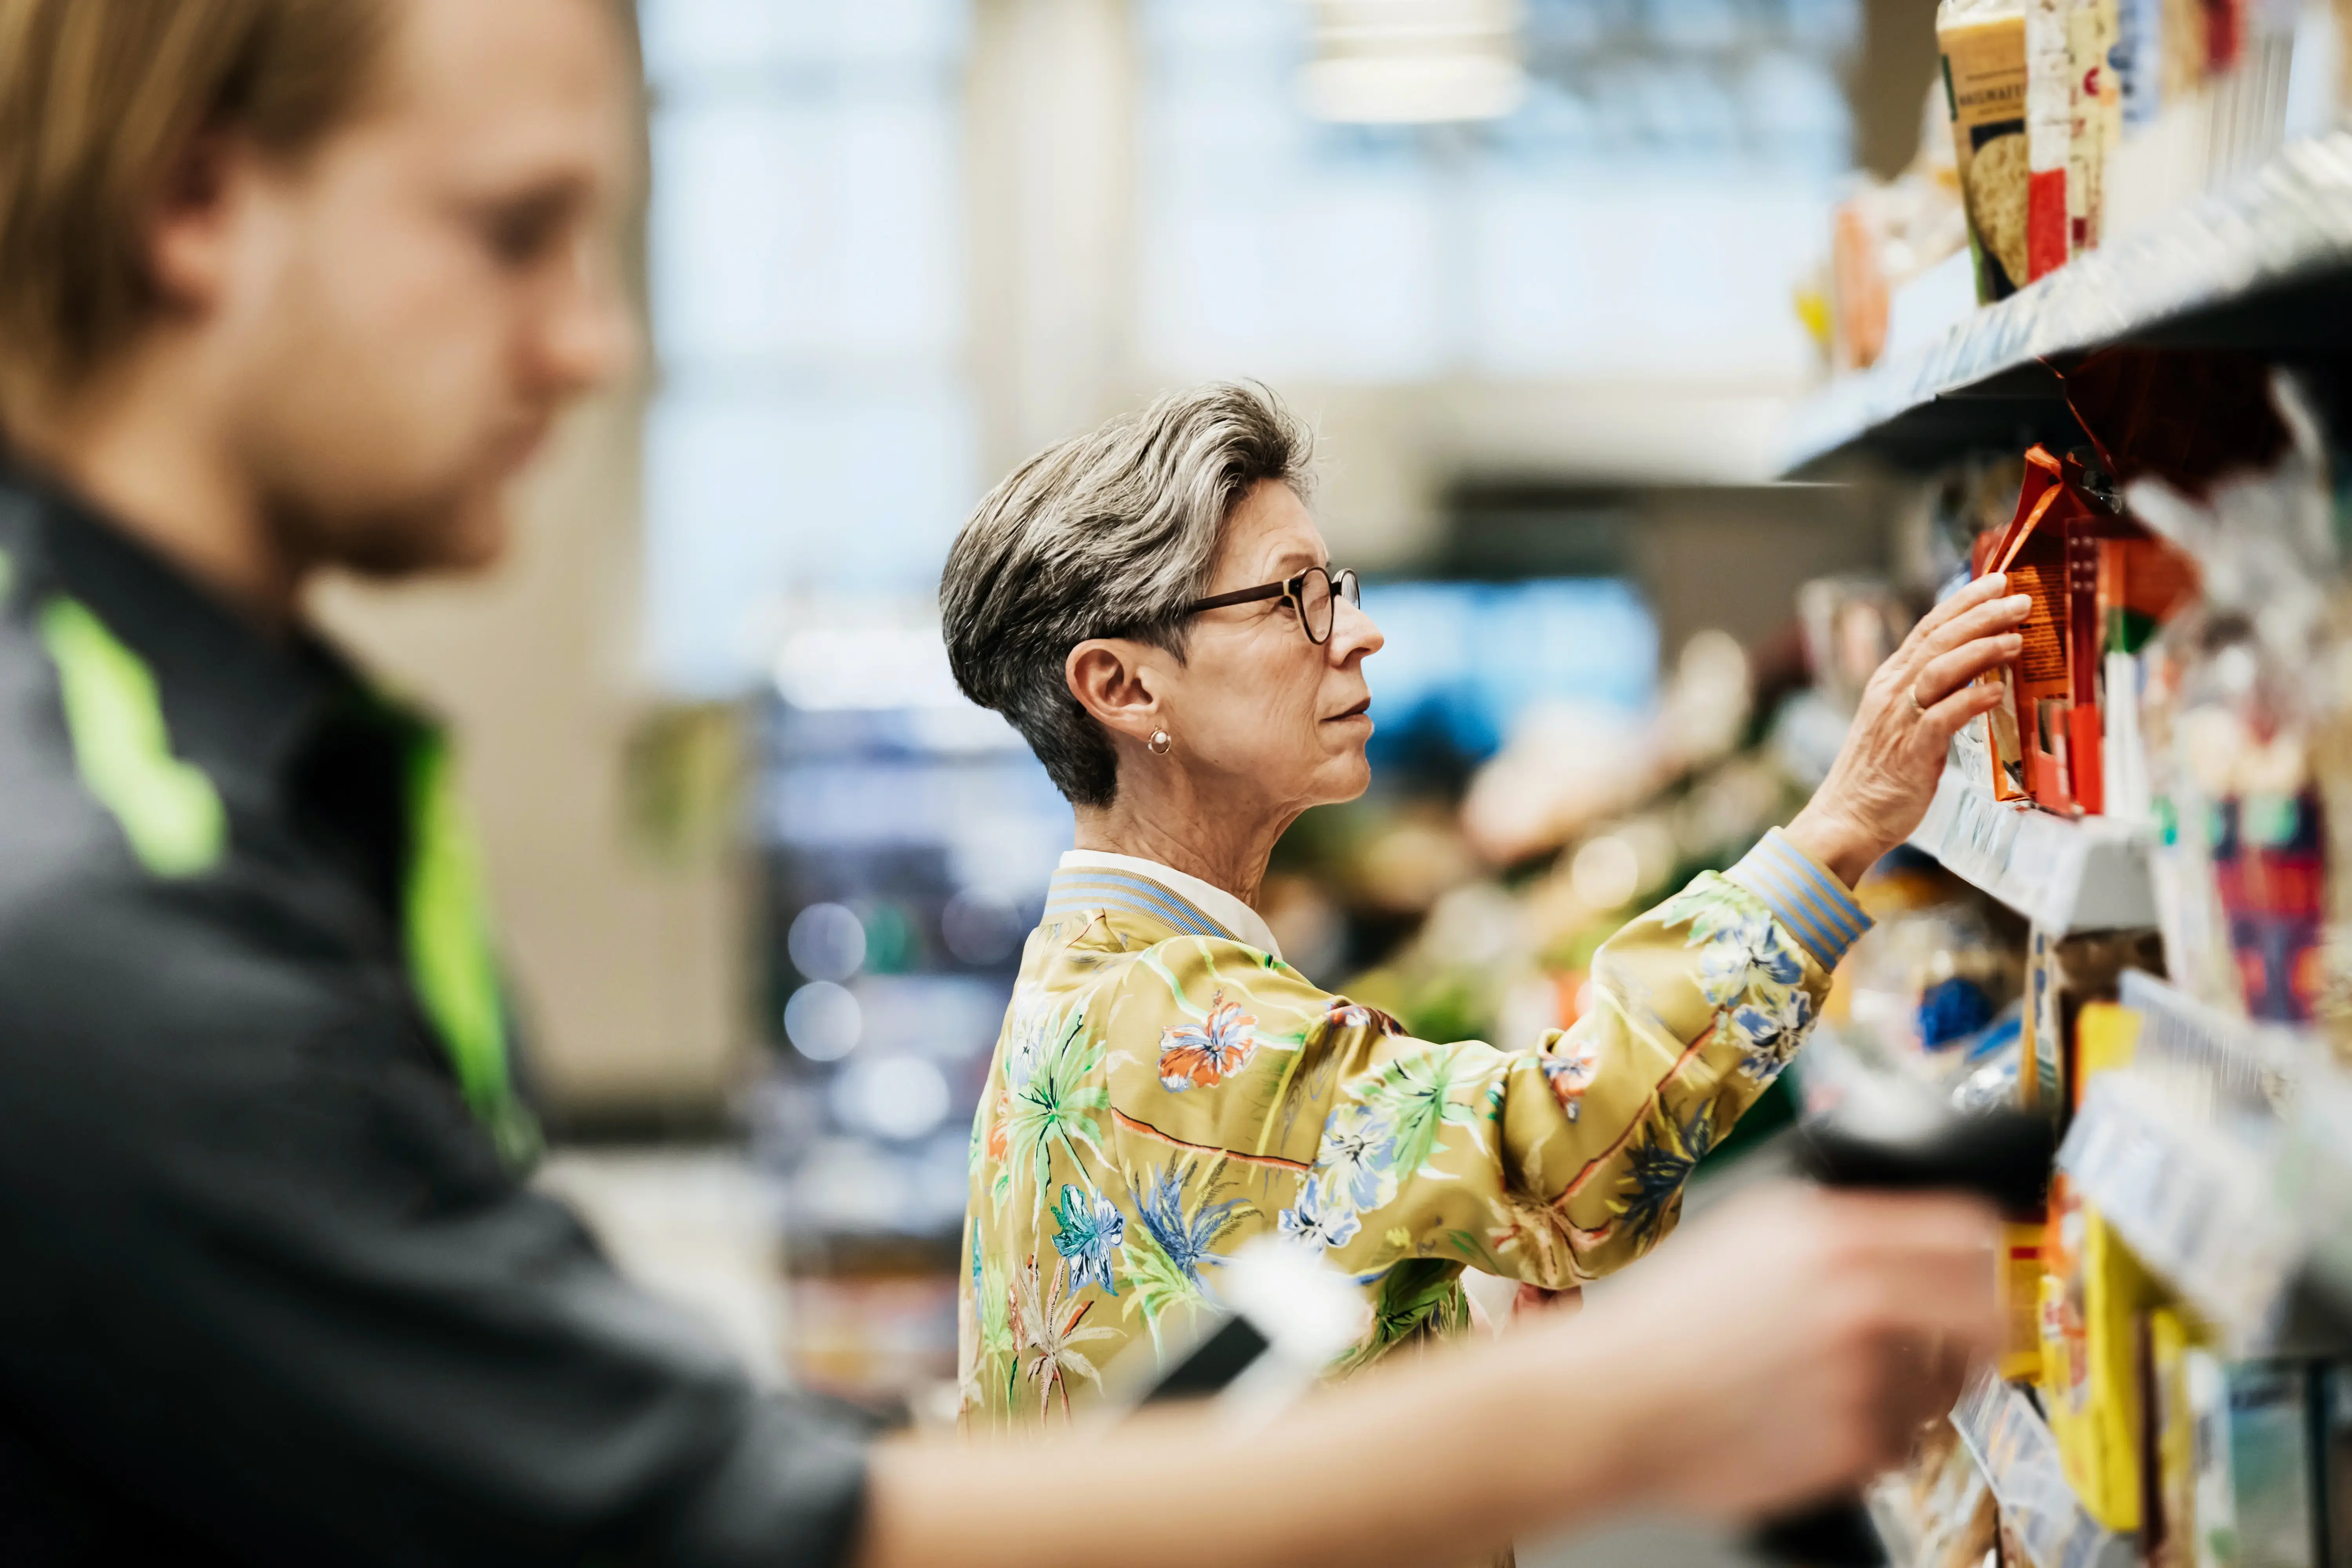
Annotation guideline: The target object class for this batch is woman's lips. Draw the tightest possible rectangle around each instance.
[1325,699,1373,722]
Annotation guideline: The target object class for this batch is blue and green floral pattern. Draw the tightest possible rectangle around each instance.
[957,838,1856,1431]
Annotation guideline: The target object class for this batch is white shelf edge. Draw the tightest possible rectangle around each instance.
[1906,765,2156,933]
[1782,129,2352,475]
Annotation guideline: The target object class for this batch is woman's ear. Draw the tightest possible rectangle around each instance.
[1065,638,1164,746]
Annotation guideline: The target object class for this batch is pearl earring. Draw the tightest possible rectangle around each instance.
[1147,730,1173,756]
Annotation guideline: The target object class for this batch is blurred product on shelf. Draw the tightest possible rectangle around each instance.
[1822,90,1971,371]
[2126,372,2348,1033]
[1865,1417,2000,1568]
[1939,0,2034,301]
[2025,926,2167,1111]
[2037,1008,2159,1534]
[1814,0,2345,391]
[2025,0,2076,279]
[2069,0,2123,257]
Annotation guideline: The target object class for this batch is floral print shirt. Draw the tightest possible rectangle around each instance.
[958,829,1870,1428]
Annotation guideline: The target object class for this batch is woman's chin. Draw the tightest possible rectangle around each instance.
[1317,750,1374,804]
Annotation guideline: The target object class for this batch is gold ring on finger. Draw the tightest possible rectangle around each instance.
[1909,684,1929,717]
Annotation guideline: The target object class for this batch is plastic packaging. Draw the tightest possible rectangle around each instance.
[2130,372,2342,1027]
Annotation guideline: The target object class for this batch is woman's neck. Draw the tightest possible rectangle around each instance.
[1072,791,1289,911]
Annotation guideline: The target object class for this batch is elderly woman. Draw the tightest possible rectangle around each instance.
[941,383,2026,1429]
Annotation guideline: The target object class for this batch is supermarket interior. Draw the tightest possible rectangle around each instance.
[280,0,2352,1564]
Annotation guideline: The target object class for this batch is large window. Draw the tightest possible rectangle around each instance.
[1140,0,1858,384]
[641,0,976,697]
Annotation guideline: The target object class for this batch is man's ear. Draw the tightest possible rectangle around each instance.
[1065,638,1164,748]
[146,131,249,315]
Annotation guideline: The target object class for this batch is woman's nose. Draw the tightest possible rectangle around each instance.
[1329,597,1383,660]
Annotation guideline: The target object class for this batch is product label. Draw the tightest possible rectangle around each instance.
[1941,15,2033,299]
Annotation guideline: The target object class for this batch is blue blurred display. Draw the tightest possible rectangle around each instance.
[1360,577,1658,765]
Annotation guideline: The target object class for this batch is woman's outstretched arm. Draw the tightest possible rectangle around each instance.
[1091,575,2029,1296]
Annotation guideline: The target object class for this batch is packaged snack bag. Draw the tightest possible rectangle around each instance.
[1979,446,2122,809]
[1941,0,2034,299]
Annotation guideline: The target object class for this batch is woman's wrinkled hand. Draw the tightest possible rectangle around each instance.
[1783,574,2032,887]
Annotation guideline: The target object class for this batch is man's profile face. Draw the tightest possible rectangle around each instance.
[213,0,637,579]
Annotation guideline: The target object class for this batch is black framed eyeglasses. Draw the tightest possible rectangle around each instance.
[1183,566,1362,646]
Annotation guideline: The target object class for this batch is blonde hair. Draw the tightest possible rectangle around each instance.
[0,0,392,428]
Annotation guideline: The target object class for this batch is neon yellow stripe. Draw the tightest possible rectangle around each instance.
[39,597,225,878]
[403,727,539,1165]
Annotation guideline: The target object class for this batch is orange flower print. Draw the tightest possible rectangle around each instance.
[1540,1033,1600,1120]
[1156,995,1258,1092]
[986,1085,1012,1161]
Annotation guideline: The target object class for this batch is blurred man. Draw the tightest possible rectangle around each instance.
[0,1,2000,1564]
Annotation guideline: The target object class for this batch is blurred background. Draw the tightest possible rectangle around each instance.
[312,1,1956,1553]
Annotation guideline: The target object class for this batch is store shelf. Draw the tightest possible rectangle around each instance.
[1782,131,2352,477]
[1905,764,2155,933]
[1951,1370,2133,1568]
[2058,1064,2300,1348]
[2058,973,2352,1350]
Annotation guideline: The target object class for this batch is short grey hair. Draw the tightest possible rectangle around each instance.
[941,382,1313,808]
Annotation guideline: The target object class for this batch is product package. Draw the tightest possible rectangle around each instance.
[2038,1002,2158,1531]
[2068,0,2122,254]
[1940,0,2034,299]
[1976,442,2199,813]
[1975,447,2087,803]
[1842,895,2025,1072]
[2041,1170,2163,1531]
[2027,0,2076,276]
[2127,372,2344,1028]
[2002,1221,2050,1380]
[2147,1307,2202,1568]
[2218,1361,2321,1568]
[2025,936,2164,1112]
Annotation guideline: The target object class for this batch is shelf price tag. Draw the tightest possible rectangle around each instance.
[2058,1071,2298,1349]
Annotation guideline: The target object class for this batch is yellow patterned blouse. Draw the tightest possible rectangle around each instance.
[957,829,1870,1428]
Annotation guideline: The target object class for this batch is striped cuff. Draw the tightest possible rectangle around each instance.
[1725,828,1872,971]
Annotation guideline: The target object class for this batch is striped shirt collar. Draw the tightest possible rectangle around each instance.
[1048,850,1284,961]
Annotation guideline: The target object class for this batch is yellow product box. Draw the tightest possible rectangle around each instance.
[2037,1002,2155,1532]
[2040,1186,2159,1531]
[2000,1221,2048,1381]
[2147,1306,2202,1568]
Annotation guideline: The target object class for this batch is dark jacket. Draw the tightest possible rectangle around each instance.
[0,466,867,1567]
